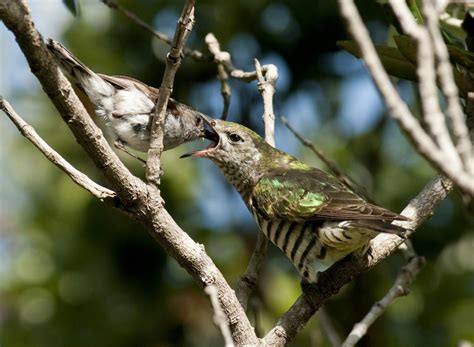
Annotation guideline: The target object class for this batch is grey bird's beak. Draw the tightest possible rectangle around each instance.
[180,115,220,158]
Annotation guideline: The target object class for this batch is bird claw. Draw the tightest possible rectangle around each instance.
[300,278,321,310]
[114,140,147,164]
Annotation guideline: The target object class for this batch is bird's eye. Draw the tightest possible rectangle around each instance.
[229,133,243,143]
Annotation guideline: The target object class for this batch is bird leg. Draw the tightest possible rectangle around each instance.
[114,139,147,164]
[300,277,322,310]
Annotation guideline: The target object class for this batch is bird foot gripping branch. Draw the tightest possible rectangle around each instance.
[182,117,410,284]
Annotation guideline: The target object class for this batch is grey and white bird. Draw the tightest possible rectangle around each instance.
[47,39,205,158]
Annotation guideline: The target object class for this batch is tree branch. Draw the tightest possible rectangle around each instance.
[0,97,116,202]
[0,0,144,205]
[319,307,342,347]
[146,0,195,187]
[341,256,425,347]
[424,0,474,175]
[205,285,235,347]
[234,59,278,311]
[0,2,260,345]
[205,33,231,120]
[336,0,474,196]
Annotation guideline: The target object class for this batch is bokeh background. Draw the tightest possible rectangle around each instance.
[1,0,473,346]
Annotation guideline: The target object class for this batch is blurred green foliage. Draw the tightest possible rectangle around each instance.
[1,1,473,346]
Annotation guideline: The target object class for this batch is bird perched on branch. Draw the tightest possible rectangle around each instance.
[47,39,205,160]
[182,117,410,283]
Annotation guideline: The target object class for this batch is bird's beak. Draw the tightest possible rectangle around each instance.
[180,115,220,158]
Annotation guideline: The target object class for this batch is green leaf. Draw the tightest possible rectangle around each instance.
[337,40,417,81]
[63,0,81,16]
[393,35,417,64]
[394,34,472,94]
[407,0,424,24]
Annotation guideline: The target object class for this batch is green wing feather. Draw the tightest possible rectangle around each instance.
[252,167,409,223]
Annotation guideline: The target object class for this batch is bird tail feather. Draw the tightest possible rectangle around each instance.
[349,220,409,237]
[46,39,114,101]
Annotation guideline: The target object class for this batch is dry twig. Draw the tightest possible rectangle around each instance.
[205,285,235,347]
[146,0,195,187]
[342,256,425,347]
[101,0,208,61]
[0,97,116,201]
[280,115,370,199]
[205,33,231,119]
[319,307,342,347]
[235,58,278,311]
[337,0,474,196]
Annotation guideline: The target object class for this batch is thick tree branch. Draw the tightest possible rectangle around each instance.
[0,2,260,345]
[263,175,453,346]
[0,97,116,202]
[146,0,195,187]
[336,0,474,196]
[341,255,425,347]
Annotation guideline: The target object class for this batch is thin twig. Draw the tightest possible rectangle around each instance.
[146,0,195,187]
[236,232,268,310]
[204,33,277,84]
[205,285,235,347]
[337,0,474,195]
[280,115,371,199]
[234,58,278,311]
[205,33,231,119]
[101,0,207,61]
[319,307,342,347]
[255,58,277,147]
[341,256,425,347]
[0,97,117,201]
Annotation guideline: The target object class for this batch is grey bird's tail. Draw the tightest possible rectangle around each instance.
[46,39,114,103]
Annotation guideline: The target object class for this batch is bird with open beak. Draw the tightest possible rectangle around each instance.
[182,116,409,283]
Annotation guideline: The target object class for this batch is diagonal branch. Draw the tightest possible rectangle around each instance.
[101,0,208,61]
[280,115,371,200]
[341,255,425,347]
[146,0,195,187]
[337,0,474,195]
[234,59,278,311]
[205,33,231,120]
[0,0,144,205]
[1,2,259,345]
[423,0,474,175]
[205,285,235,347]
[390,0,462,171]
[0,97,116,202]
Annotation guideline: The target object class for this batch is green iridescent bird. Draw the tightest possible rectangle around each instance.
[182,118,409,283]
